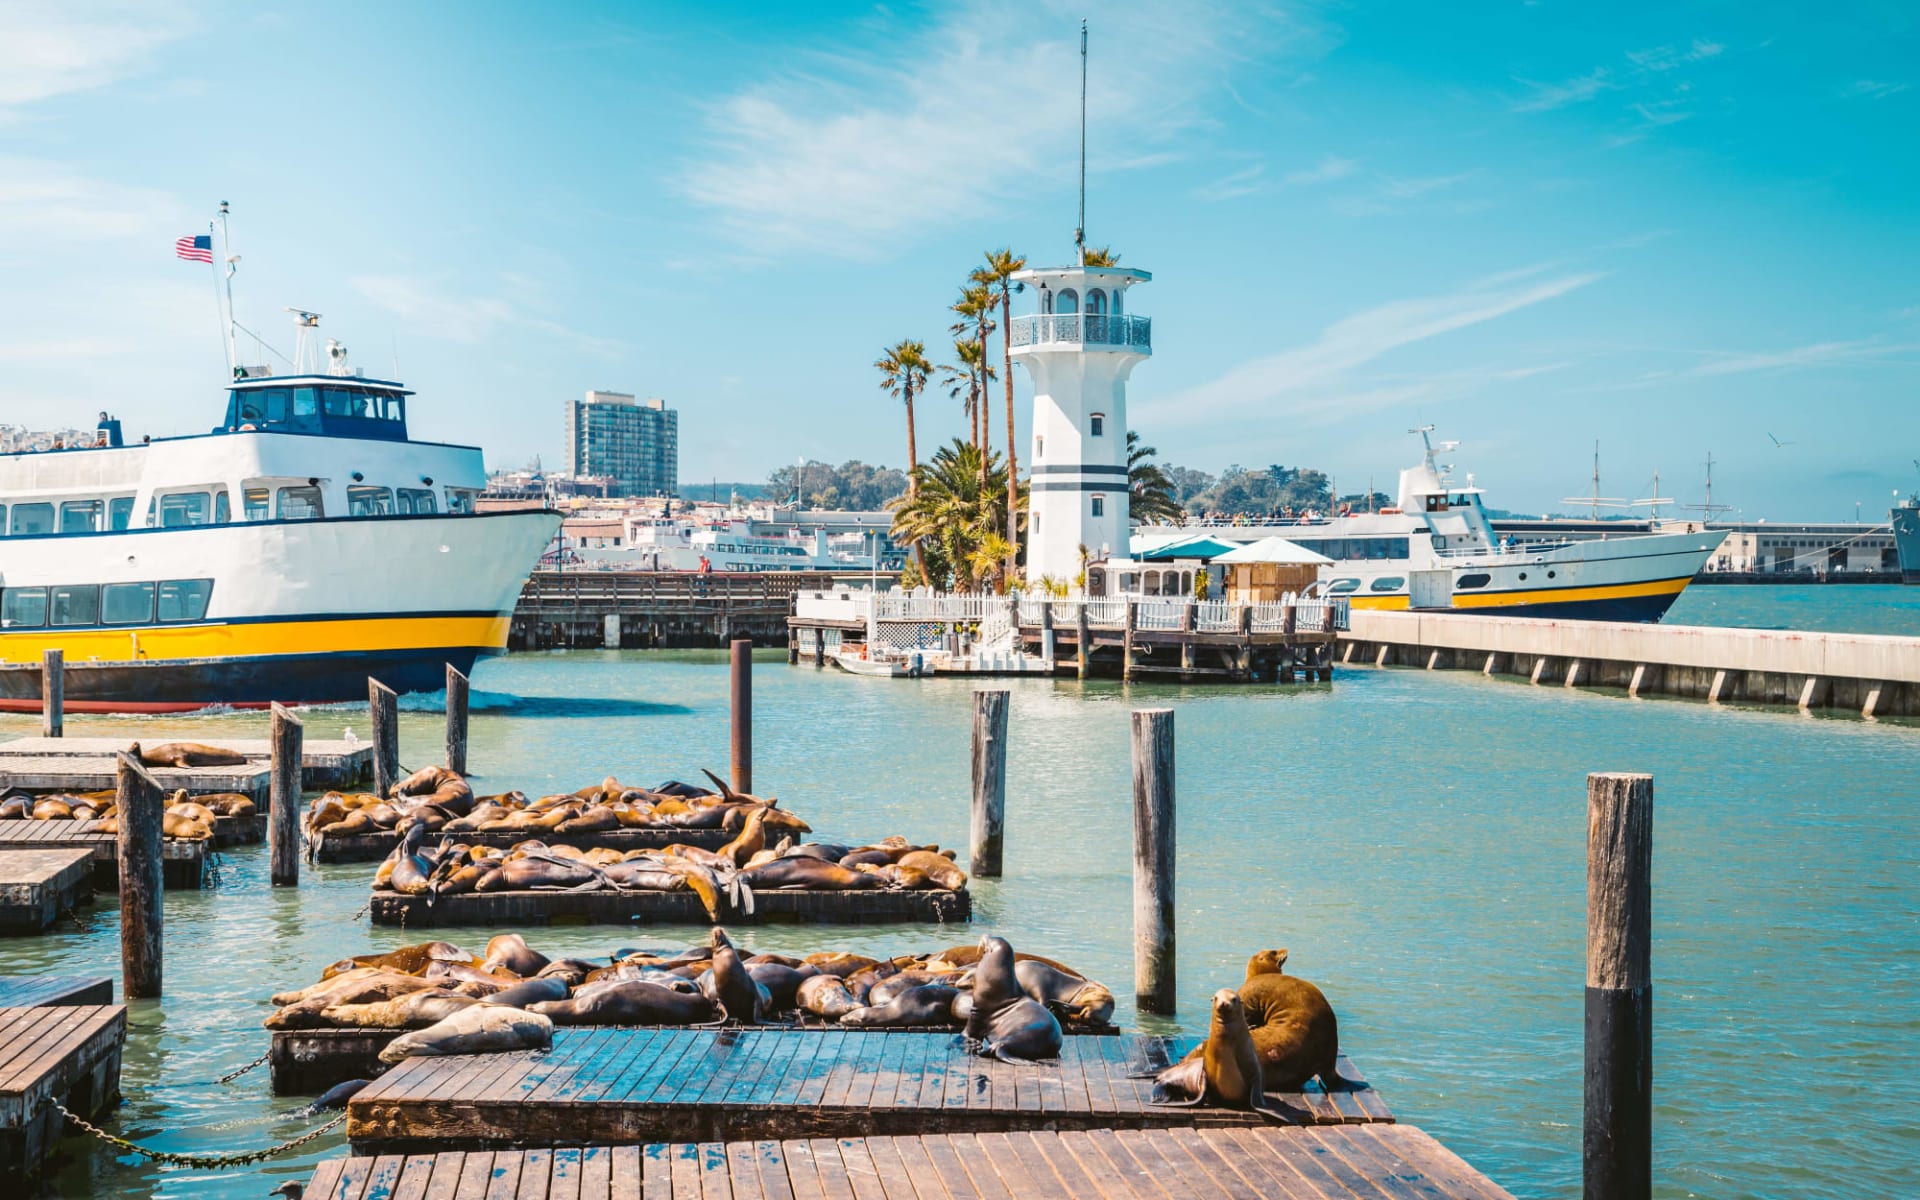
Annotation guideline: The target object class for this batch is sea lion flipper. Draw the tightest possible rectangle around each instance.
[700,769,740,800]
[1253,1097,1314,1125]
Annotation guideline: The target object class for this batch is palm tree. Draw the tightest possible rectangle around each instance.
[950,283,996,454]
[1081,245,1120,267]
[889,439,1021,592]
[940,341,995,453]
[973,248,1027,585]
[876,339,933,577]
[1128,430,1184,524]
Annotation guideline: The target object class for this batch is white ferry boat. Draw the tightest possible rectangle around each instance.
[0,334,557,712]
[582,516,879,573]
[1136,429,1727,621]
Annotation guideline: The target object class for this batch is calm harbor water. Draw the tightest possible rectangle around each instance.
[1665,581,1920,635]
[0,587,1915,1199]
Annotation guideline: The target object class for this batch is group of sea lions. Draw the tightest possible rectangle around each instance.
[0,785,251,840]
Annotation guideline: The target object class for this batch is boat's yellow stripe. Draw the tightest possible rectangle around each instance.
[0,614,508,665]
[1449,576,1692,609]
[1347,595,1412,611]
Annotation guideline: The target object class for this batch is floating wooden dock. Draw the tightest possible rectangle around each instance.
[347,1030,1387,1152]
[511,570,834,650]
[0,1003,126,1183]
[0,754,269,802]
[304,1126,1513,1200]
[311,825,734,865]
[273,1019,1120,1095]
[0,734,372,788]
[0,821,207,889]
[0,849,94,933]
[369,886,971,928]
[0,977,112,1007]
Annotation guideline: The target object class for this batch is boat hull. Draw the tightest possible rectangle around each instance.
[1892,503,1920,584]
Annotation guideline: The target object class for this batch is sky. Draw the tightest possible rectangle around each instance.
[1,0,1916,521]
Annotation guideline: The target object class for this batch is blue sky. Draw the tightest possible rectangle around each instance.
[1,0,1915,520]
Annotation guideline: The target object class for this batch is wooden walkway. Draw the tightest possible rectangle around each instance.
[347,1031,1389,1152]
[0,821,208,889]
[0,754,269,801]
[0,849,94,933]
[313,826,734,865]
[305,1125,1511,1200]
[0,1004,126,1181]
[0,977,112,1007]
[369,887,971,928]
[0,734,371,787]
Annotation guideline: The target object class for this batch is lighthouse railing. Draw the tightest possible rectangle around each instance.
[1009,313,1151,351]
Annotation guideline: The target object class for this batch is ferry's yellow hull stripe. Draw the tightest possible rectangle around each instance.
[0,614,510,666]
[1448,576,1693,609]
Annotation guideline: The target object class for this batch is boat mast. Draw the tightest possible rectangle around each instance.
[1075,19,1087,266]
[217,201,239,377]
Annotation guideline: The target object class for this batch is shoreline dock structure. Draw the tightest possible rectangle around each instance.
[792,591,1346,682]
[0,993,125,1185]
[1339,608,1920,718]
[510,570,841,650]
[0,734,371,792]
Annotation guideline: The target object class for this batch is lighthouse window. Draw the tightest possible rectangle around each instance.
[1,587,48,628]
[348,485,396,516]
[59,500,103,533]
[276,486,325,520]
[9,503,53,535]
[157,579,214,623]
[1086,288,1107,315]
[109,497,134,531]
[1090,413,1105,437]
[1091,495,1106,518]
[49,584,100,627]
[102,582,155,625]
[1057,289,1078,314]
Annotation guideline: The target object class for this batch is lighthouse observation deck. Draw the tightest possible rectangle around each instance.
[1009,312,1152,352]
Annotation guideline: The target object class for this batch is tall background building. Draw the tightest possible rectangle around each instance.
[564,390,678,497]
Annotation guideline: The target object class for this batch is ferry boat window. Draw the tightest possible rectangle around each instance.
[1090,413,1105,437]
[214,491,231,524]
[108,497,134,531]
[102,582,155,625]
[348,485,395,516]
[59,500,102,534]
[243,488,271,521]
[50,584,100,626]
[276,486,324,520]
[1327,578,1360,594]
[157,579,213,623]
[10,503,54,535]
[1456,573,1492,589]
[446,488,478,514]
[158,492,211,528]
[1,587,48,627]
[1090,494,1105,517]
[1369,576,1407,592]
[397,487,437,514]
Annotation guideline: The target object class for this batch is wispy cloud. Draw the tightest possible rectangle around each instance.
[1383,171,1476,198]
[1509,36,1726,132]
[1511,68,1616,113]
[1842,79,1910,100]
[1145,268,1603,421]
[1625,39,1724,73]
[0,157,185,241]
[1193,164,1266,202]
[352,275,622,357]
[1193,155,1355,202]
[680,0,1320,256]
[1683,339,1917,377]
[1284,155,1358,186]
[0,1,189,109]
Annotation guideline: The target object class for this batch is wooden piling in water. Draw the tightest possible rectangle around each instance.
[114,753,164,999]
[1131,707,1176,1014]
[269,704,303,887]
[1585,771,1652,1200]
[730,639,752,794]
[1122,601,1138,682]
[1075,604,1090,679]
[445,665,469,777]
[40,650,62,739]
[969,690,1008,877]
[369,679,399,797]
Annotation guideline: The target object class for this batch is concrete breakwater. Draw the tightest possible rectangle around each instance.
[1338,609,1920,717]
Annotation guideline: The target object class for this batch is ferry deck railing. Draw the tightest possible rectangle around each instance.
[800,590,1349,634]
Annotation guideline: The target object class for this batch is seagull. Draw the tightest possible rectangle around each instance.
[269,1184,303,1200]
[1767,433,1795,448]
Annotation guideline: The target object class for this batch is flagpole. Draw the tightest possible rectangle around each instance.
[217,201,238,377]
[204,220,229,376]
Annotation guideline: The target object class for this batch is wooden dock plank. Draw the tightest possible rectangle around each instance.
[369,887,970,928]
[0,976,112,1009]
[312,826,734,865]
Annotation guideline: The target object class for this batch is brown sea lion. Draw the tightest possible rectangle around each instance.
[133,740,249,767]
[1232,955,1342,1091]
[705,927,767,1023]
[31,797,76,821]
[273,967,419,1007]
[378,1006,552,1063]
[478,977,571,1008]
[529,980,719,1026]
[868,970,956,1007]
[1151,989,1269,1109]
[481,933,550,978]
[1014,960,1116,1026]
[1246,948,1289,977]
[321,941,475,980]
[195,792,257,817]
[841,983,960,1028]
[320,989,479,1029]
[895,850,968,890]
[266,974,441,1029]
[796,974,861,1020]
[738,858,880,891]
[962,935,1063,1062]
[746,962,815,1009]
[384,823,436,894]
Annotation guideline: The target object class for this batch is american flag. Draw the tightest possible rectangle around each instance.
[175,234,213,263]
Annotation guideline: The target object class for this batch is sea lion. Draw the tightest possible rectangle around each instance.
[529,980,719,1026]
[746,962,815,1009]
[784,843,855,862]
[266,975,441,1029]
[196,792,257,817]
[705,927,768,1023]
[895,850,968,891]
[377,1006,552,1063]
[31,797,76,821]
[796,974,861,1020]
[738,858,880,891]
[298,1078,370,1115]
[481,933,550,978]
[802,951,880,978]
[1152,989,1268,1108]
[322,941,475,980]
[383,824,436,895]
[1014,960,1116,1026]
[1246,948,1289,977]
[962,936,1063,1062]
[535,959,601,987]
[1223,952,1342,1091]
[868,970,955,1008]
[273,967,421,1007]
[320,989,479,1030]
[478,977,571,1008]
[841,983,960,1028]
[132,740,249,768]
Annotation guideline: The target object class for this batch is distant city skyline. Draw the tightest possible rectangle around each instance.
[0,1,1915,522]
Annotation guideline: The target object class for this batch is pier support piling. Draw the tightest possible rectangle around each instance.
[1122,601,1138,682]
[1585,771,1653,1200]
[603,613,621,649]
[115,752,165,998]
[369,679,399,798]
[1628,665,1646,697]
[269,703,303,887]
[730,639,753,794]
[41,649,63,739]
[1075,605,1090,680]
[969,690,1008,877]
[1131,708,1176,1015]
[445,665,469,777]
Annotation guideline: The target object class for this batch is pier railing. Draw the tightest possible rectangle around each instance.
[800,590,1349,633]
[1008,312,1152,352]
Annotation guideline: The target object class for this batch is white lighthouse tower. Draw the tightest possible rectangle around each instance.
[1009,264,1151,588]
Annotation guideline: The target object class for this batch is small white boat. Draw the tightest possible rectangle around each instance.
[832,648,934,678]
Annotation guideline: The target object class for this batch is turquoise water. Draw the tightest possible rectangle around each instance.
[1666,583,1920,635]
[0,590,1915,1198]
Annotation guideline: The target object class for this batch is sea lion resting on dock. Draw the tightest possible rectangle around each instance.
[962,936,1063,1062]
[1182,948,1343,1091]
[131,741,249,768]
[320,989,479,1029]
[1150,988,1307,1124]
[528,980,719,1026]
[841,982,960,1028]
[378,1005,552,1064]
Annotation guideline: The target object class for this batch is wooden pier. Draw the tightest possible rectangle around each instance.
[312,825,734,865]
[347,1029,1387,1152]
[511,571,836,650]
[303,1125,1514,1200]
[0,735,371,788]
[0,977,112,1007]
[0,754,269,802]
[0,849,94,933]
[0,1003,126,1183]
[369,886,970,928]
[0,821,208,889]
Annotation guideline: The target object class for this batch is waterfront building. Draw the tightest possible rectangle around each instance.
[564,390,678,498]
[1008,264,1152,588]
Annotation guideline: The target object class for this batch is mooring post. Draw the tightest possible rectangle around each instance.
[115,752,165,998]
[1075,602,1091,679]
[269,703,303,886]
[41,648,63,738]
[369,678,399,797]
[1122,600,1138,682]
[1039,602,1056,669]
[730,638,753,794]
[969,690,1009,877]
[1238,604,1255,680]
[445,664,470,776]
[1131,707,1176,1014]
[1586,771,1653,1200]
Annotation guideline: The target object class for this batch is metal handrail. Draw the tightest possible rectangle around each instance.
[1008,313,1152,351]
